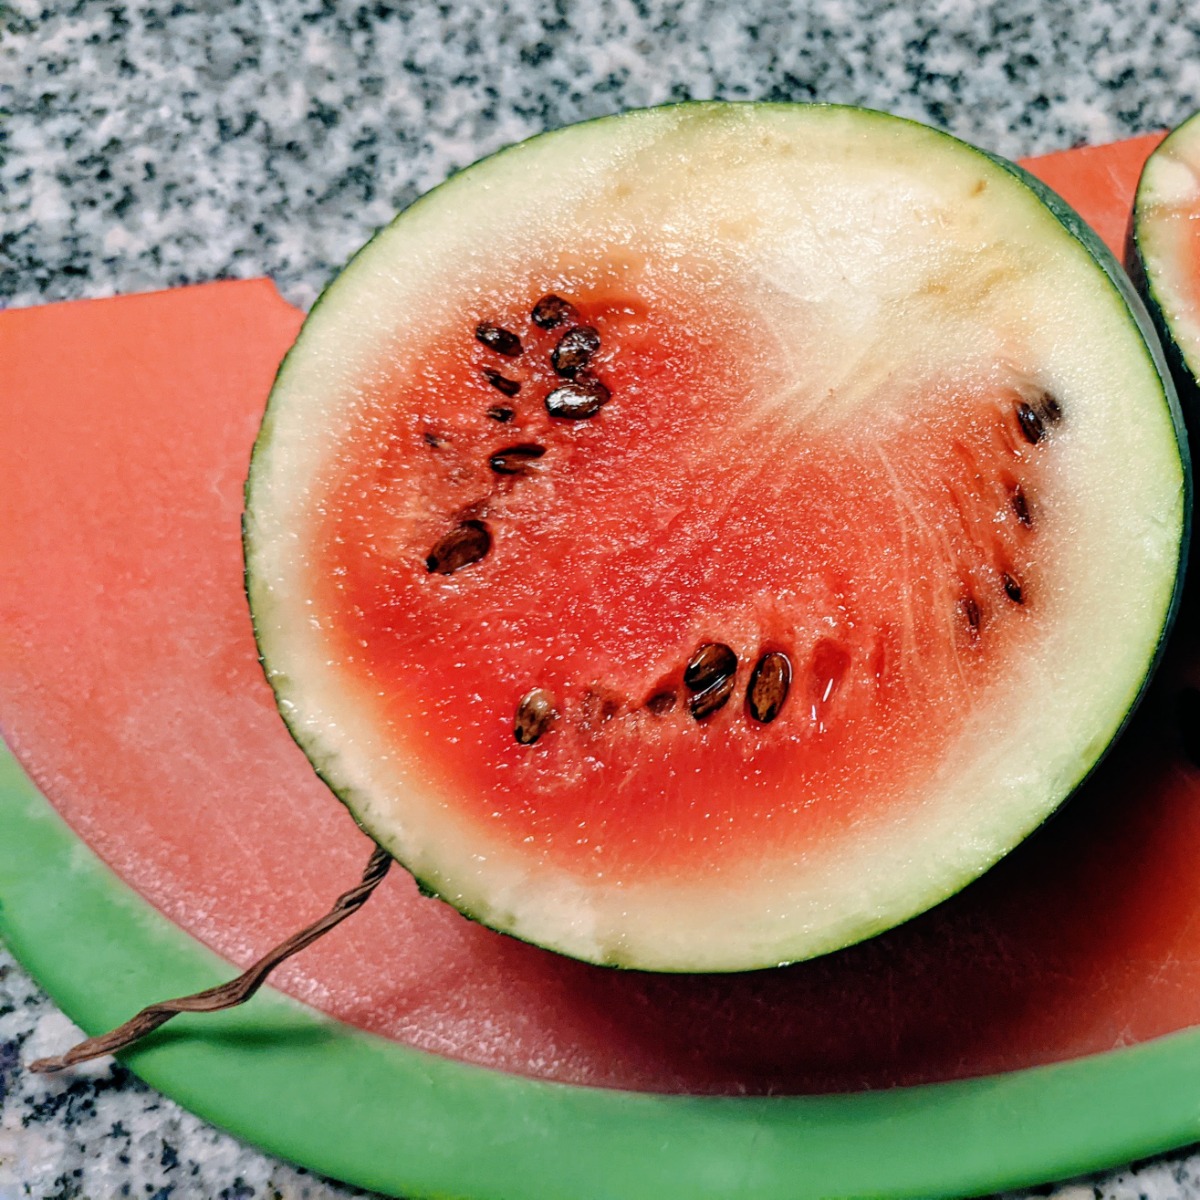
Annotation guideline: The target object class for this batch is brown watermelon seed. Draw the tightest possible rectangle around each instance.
[646,690,677,715]
[1002,572,1024,604]
[489,443,546,475]
[747,651,792,724]
[684,642,738,692]
[1016,402,1045,445]
[1177,687,1200,768]
[544,375,611,420]
[959,595,982,639]
[423,431,444,448]
[551,326,601,377]
[475,323,522,357]
[689,673,736,721]
[425,519,491,575]
[515,688,556,745]
[483,368,521,397]
[487,405,516,423]
[1012,485,1032,527]
[532,293,577,330]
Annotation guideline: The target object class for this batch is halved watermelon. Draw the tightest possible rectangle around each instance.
[1130,108,1200,413]
[244,103,1188,973]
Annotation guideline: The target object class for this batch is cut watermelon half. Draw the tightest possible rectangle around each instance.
[1131,107,1200,414]
[244,103,1188,973]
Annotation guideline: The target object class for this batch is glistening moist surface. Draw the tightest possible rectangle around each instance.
[249,105,1184,970]
[319,280,1045,875]
[4,134,1199,1096]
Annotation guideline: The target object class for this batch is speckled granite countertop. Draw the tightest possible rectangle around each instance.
[4,2,1200,1197]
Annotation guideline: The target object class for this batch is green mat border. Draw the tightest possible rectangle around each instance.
[3,744,1200,1199]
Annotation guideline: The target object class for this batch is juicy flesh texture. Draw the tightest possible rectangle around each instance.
[8,135,1197,1098]
[316,277,1046,884]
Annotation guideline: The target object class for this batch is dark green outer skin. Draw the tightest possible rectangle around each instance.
[1128,110,1200,445]
[243,102,1191,971]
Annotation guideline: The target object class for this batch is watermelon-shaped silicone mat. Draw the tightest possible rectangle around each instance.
[4,132,1200,1200]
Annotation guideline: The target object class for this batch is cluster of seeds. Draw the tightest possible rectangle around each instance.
[426,327,1064,745]
[477,292,612,422]
[511,642,797,746]
[423,292,614,581]
[958,389,1062,641]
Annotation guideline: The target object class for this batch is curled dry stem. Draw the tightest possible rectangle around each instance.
[27,844,392,1074]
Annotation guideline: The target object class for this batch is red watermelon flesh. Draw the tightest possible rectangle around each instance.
[7,132,1200,1095]
[318,276,1039,886]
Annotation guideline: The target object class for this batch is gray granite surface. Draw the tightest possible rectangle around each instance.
[4,0,1200,1196]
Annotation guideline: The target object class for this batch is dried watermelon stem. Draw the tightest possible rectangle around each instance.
[27,844,392,1074]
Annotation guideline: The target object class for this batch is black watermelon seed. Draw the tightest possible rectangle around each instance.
[483,368,521,397]
[1040,392,1063,423]
[489,443,546,475]
[747,652,792,724]
[1002,572,1024,604]
[532,293,577,330]
[684,642,738,692]
[475,323,523,357]
[646,690,677,714]
[959,595,982,638]
[1012,485,1032,527]
[544,375,611,420]
[423,431,443,448]
[689,673,736,721]
[487,405,515,423]
[426,519,491,575]
[551,326,601,377]
[1016,402,1045,445]
[1178,687,1200,768]
[515,688,556,745]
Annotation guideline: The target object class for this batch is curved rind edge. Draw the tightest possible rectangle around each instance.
[977,142,1192,794]
[242,101,1192,973]
[1128,109,1200,444]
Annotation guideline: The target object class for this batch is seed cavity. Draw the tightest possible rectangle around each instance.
[959,595,982,640]
[532,293,577,330]
[489,442,546,475]
[1011,485,1032,527]
[580,688,622,729]
[551,326,601,377]
[747,651,792,724]
[684,642,738,693]
[1038,391,1063,423]
[1002,572,1024,604]
[515,688,556,745]
[487,405,515,423]
[475,322,522,357]
[689,674,736,721]
[483,368,521,397]
[425,519,491,575]
[1016,402,1045,445]
[646,690,677,715]
[545,375,611,420]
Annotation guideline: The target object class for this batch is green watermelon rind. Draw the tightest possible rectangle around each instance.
[244,102,1190,972]
[1128,109,1200,427]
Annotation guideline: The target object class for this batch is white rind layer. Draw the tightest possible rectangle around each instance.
[1136,110,1200,392]
[245,104,1186,971]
